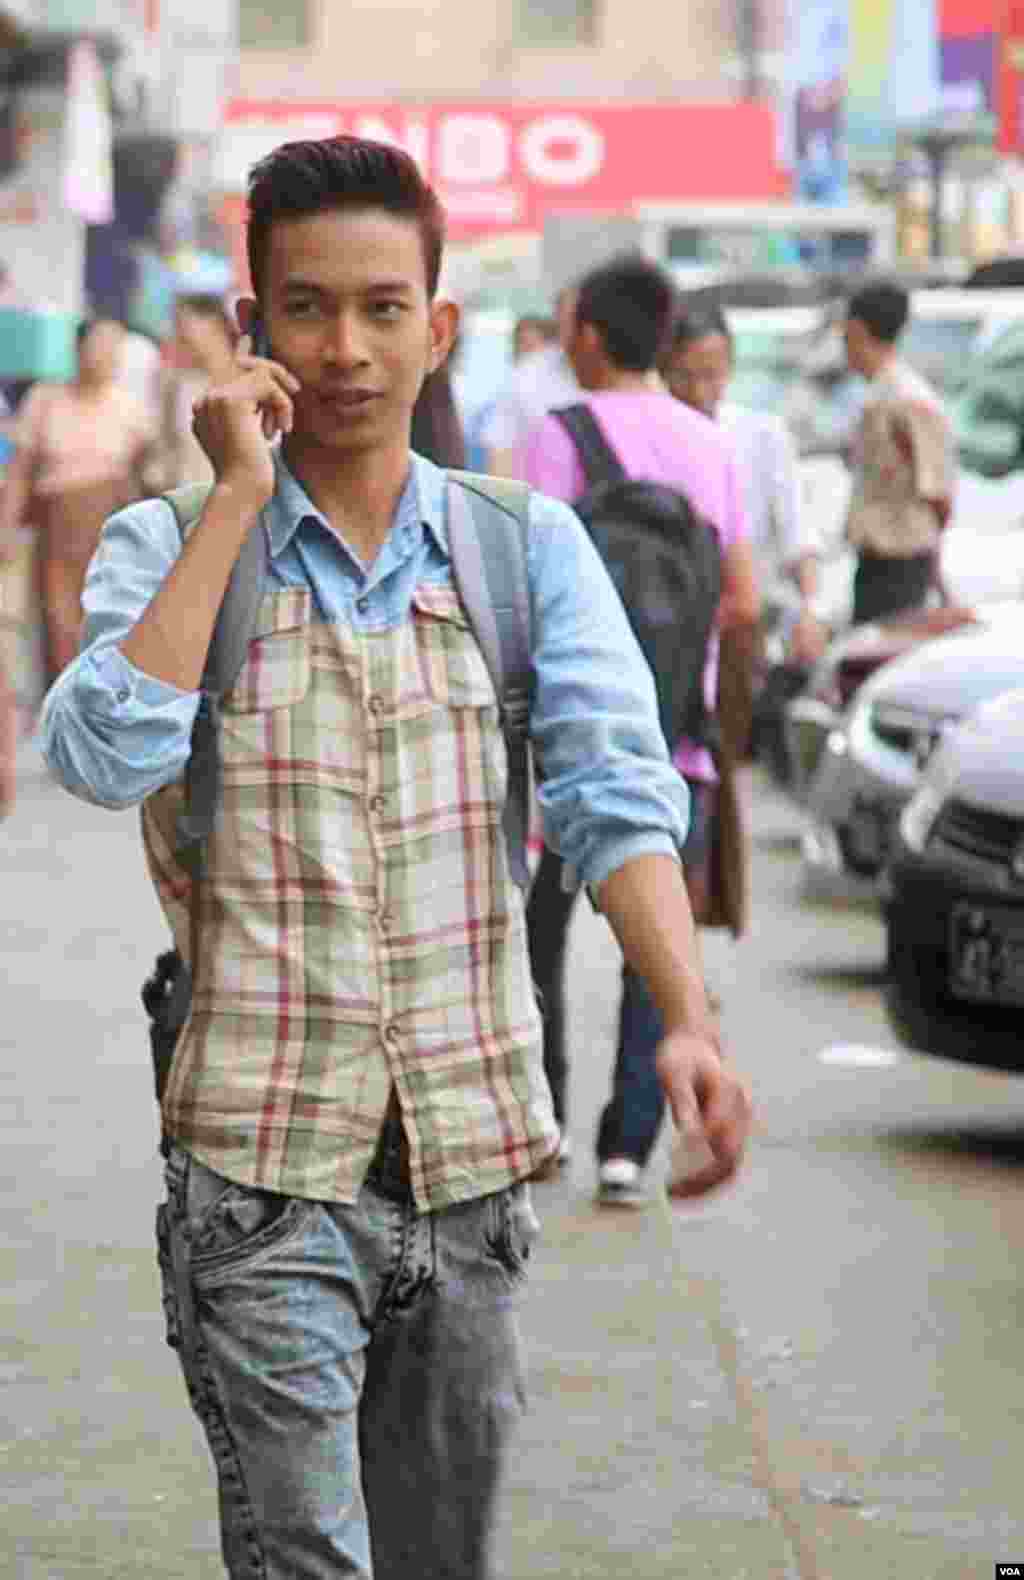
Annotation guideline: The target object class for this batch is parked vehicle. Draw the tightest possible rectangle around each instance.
[886,687,1024,1069]
[793,604,1024,900]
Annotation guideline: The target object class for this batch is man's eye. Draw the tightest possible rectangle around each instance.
[285,301,318,318]
[371,302,405,320]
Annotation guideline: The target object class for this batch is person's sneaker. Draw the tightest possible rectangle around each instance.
[596,1157,648,1208]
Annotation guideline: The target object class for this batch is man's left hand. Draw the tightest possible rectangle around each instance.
[656,1031,753,1199]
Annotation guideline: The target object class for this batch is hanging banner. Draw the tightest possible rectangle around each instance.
[998,1,1024,154]
[785,0,850,204]
[939,0,998,117]
[848,0,941,149]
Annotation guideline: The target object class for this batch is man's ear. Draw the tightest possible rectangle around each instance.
[578,321,602,360]
[427,299,460,374]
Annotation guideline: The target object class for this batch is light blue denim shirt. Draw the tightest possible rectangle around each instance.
[41,451,689,889]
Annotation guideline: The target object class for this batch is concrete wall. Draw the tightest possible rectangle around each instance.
[236,0,743,103]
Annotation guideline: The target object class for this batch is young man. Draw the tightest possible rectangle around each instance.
[482,286,579,477]
[524,255,760,1207]
[843,281,956,624]
[662,303,823,664]
[41,139,752,1577]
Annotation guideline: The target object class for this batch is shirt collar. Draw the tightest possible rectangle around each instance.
[264,447,451,560]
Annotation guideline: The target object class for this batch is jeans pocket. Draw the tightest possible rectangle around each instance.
[487,1183,540,1283]
[186,1156,307,1277]
[155,1201,183,1351]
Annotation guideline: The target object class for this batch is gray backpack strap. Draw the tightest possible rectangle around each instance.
[446,471,533,889]
[161,485,270,857]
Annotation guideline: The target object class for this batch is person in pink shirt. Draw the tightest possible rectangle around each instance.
[524,256,760,1205]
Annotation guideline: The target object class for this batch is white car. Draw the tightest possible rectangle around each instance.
[796,603,1024,901]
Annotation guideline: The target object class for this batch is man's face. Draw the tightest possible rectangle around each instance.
[79,320,125,386]
[663,332,732,419]
[513,321,547,362]
[843,316,870,376]
[556,288,578,355]
[249,207,456,456]
[565,315,604,389]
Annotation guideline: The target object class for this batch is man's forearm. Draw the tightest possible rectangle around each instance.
[120,482,262,692]
[596,853,717,1043]
[793,553,819,603]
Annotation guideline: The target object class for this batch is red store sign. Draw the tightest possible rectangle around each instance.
[216,100,789,242]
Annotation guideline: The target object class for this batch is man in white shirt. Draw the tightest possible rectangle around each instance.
[483,287,579,477]
[662,304,823,662]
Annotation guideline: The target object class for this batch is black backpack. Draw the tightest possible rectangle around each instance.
[553,403,722,753]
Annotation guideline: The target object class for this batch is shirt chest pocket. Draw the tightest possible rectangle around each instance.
[221,588,312,713]
[407,585,498,714]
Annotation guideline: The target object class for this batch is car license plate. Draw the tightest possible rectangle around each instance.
[949,902,1024,1008]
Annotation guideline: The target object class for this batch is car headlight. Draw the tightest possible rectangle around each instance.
[898,744,958,854]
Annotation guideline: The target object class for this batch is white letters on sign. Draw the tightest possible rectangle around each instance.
[352,114,430,172]
[223,108,610,198]
[519,115,606,187]
[438,114,510,185]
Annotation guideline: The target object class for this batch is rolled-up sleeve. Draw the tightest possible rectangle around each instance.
[525,490,690,890]
[41,497,200,808]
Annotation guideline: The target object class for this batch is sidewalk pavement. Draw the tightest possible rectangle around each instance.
[1,743,795,1580]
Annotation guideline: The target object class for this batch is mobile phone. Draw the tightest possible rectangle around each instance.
[249,312,270,358]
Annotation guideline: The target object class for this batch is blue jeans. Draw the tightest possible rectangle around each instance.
[156,1141,539,1578]
[595,966,667,1168]
[592,779,713,1168]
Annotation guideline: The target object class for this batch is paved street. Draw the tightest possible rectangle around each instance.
[3,746,1024,1579]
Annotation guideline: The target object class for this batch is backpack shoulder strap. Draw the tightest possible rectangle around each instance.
[162,484,270,855]
[551,403,628,489]
[446,470,533,890]
[163,484,270,695]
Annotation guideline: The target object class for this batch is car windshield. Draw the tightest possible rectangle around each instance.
[900,316,983,395]
[951,321,1024,478]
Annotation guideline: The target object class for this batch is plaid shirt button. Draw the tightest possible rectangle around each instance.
[368,694,383,715]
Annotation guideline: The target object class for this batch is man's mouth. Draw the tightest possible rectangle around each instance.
[317,389,380,414]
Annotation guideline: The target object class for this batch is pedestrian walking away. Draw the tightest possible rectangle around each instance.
[41,136,753,1578]
[662,301,822,920]
[481,286,580,478]
[0,319,161,686]
[842,280,956,625]
[662,302,824,667]
[525,255,760,1208]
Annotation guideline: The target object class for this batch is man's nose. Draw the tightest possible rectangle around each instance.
[324,313,370,367]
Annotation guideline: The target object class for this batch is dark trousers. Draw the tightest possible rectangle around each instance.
[525,846,666,1164]
[852,550,934,625]
[525,844,578,1128]
[596,966,666,1167]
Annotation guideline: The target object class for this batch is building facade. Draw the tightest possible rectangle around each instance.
[233,0,783,105]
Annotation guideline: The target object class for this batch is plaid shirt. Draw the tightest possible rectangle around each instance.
[42,453,692,1211]
[144,575,557,1211]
